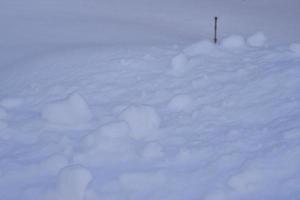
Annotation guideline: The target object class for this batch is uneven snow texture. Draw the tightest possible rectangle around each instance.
[0,39,300,200]
[42,93,93,126]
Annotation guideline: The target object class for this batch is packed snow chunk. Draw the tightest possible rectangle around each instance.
[167,94,193,112]
[247,32,267,47]
[183,40,216,56]
[0,107,7,119]
[42,93,93,126]
[56,165,92,200]
[0,97,24,109]
[221,35,246,49]
[142,142,164,159]
[169,53,189,76]
[119,105,161,140]
[290,43,300,56]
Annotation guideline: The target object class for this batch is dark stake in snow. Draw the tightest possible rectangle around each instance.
[214,16,218,44]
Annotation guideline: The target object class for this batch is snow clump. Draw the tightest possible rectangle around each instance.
[169,53,189,76]
[247,32,267,47]
[221,35,246,49]
[167,94,193,112]
[49,165,92,200]
[74,121,136,165]
[42,93,93,126]
[119,105,161,141]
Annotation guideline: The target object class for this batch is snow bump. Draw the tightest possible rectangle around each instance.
[247,32,267,47]
[119,105,161,141]
[42,93,93,126]
[168,94,193,112]
[55,165,92,200]
[221,35,246,49]
[169,53,189,76]
[183,40,216,56]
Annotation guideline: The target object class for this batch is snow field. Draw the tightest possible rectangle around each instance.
[0,34,300,199]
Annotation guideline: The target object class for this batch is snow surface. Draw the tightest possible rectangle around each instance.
[1,0,300,200]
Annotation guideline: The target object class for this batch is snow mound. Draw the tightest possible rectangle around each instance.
[74,121,135,165]
[168,94,193,112]
[290,43,300,56]
[221,35,246,49]
[183,40,216,56]
[54,165,92,200]
[247,32,267,47]
[119,105,161,140]
[42,93,93,126]
[169,53,189,76]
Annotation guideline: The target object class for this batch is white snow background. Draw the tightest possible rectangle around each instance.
[0,0,300,199]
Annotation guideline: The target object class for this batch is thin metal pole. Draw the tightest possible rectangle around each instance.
[214,16,218,44]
